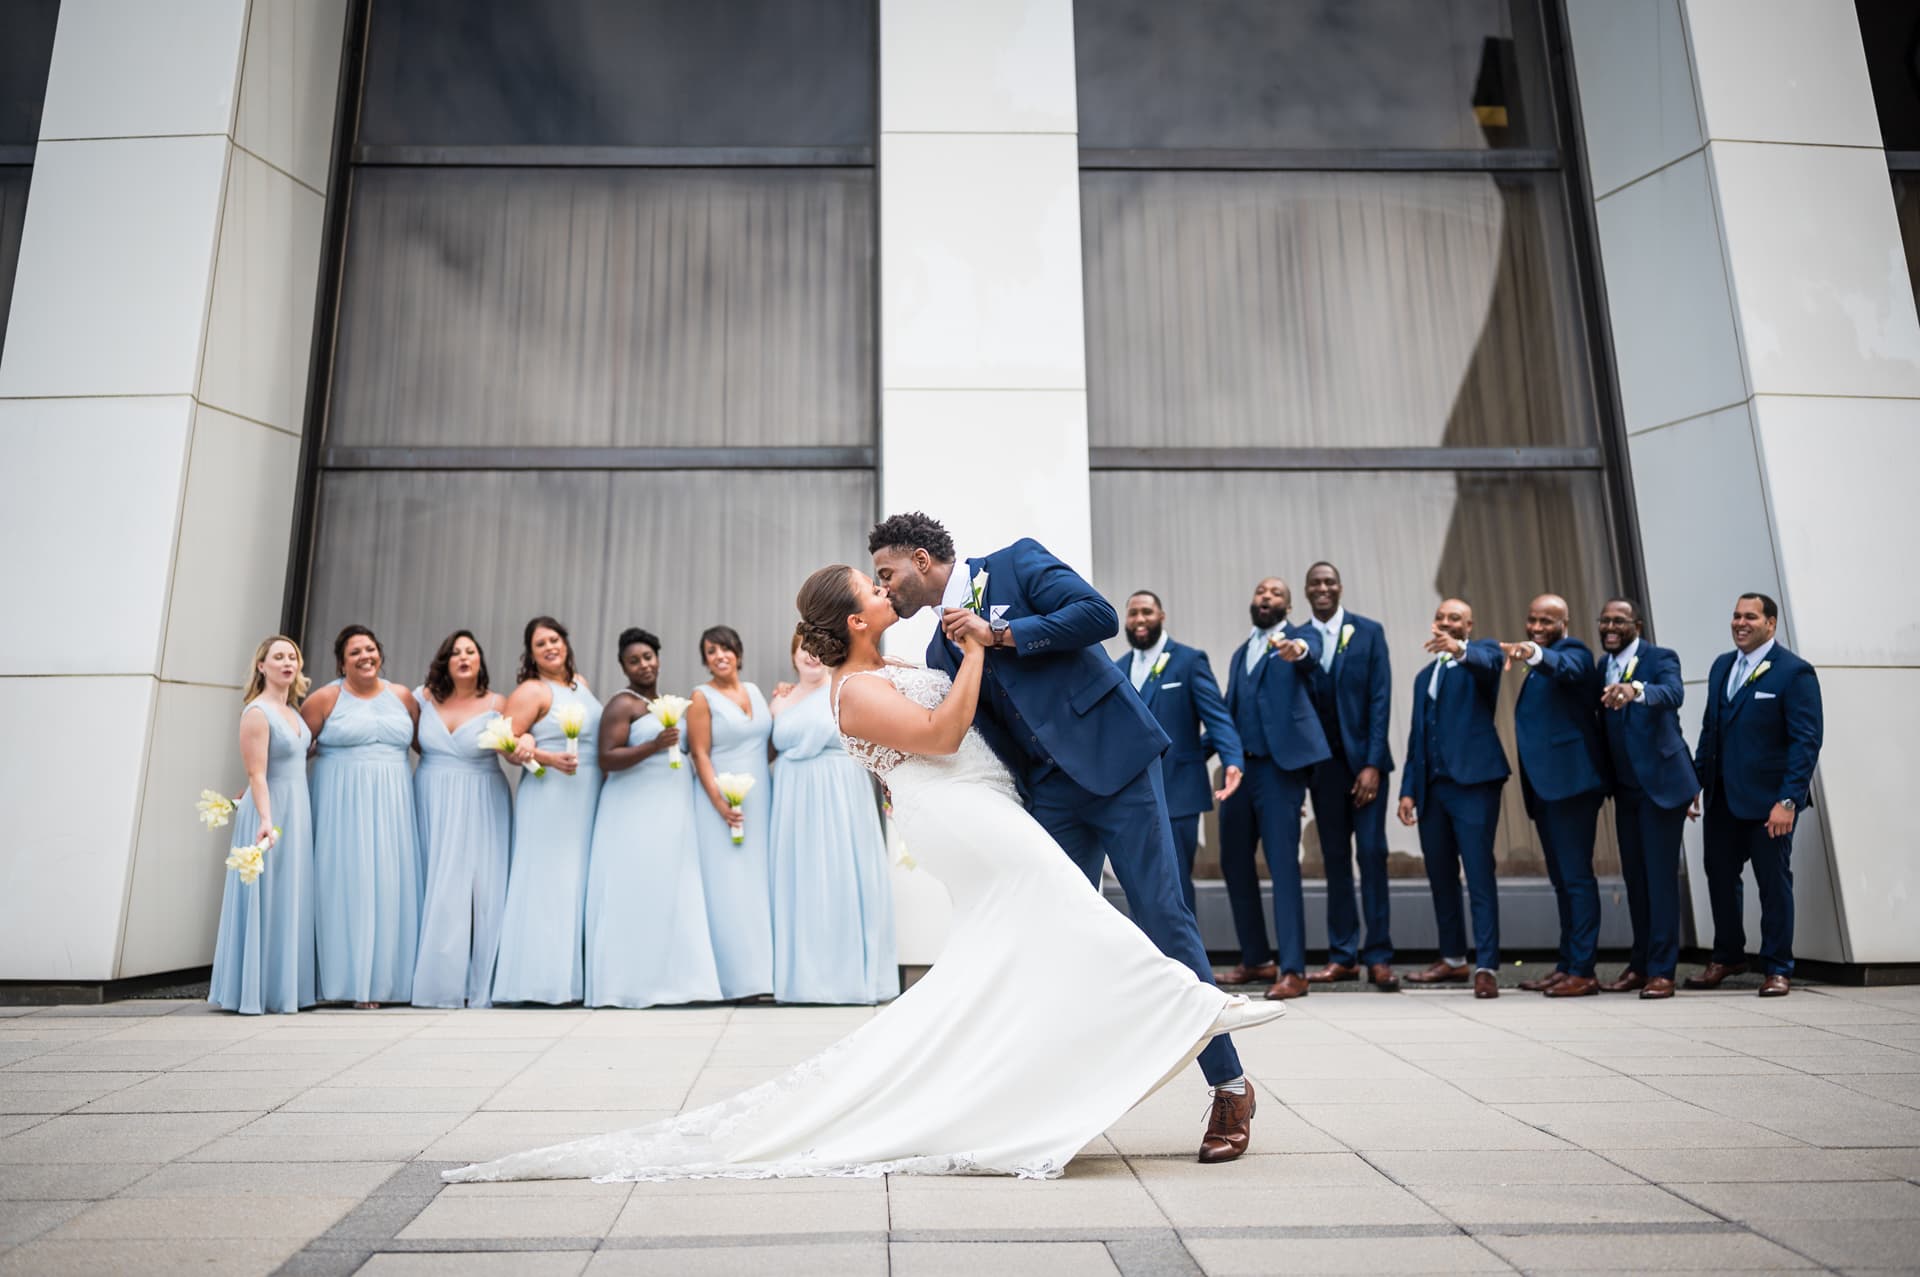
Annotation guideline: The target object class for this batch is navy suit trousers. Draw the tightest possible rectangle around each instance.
[1523,778,1602,977]
[1310,753,1393,967]
[1218,755,1312,975]
[1703,789,1797,976]
[1028,760,1241,1085]
[1169,813,1201,915]
[1419,779,1503,971]
[1613,784,1688,979]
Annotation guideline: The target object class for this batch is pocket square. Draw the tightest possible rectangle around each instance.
[1162,681,1183,690]
[1754,691,1776,700]
[989,604,1009,622]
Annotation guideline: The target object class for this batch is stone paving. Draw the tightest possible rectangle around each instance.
[2,981,1919,1275]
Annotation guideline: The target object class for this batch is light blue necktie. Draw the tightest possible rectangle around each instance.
[1606,655,1621,685]
[1245,634,1263,675]
[1726,652,1748,701]
[1318,623,1335,673]
[1427,655,1449,699]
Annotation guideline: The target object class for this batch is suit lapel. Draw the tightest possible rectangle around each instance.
[1723,649,1771,723]
[1140,643,1167,708]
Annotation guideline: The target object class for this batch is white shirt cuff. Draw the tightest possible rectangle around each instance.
[1524,643,1545,667]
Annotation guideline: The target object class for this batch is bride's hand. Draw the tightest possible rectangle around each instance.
[942,608,991,653]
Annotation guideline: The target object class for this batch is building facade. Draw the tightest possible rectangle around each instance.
[1,0,1915,981]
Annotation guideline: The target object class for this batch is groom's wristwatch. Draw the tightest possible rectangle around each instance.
[989,617,1012,648]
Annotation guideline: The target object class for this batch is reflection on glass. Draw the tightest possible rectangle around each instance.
[306,469,876,702]
[1091,468,1622,876]
[1082,170,1594,449]
[1074,0,1553,151]
[0,167,29,354]
[328,167,875,449]
[1896,175,1920,320]
[0,0,59,146]
[360,0,875,148]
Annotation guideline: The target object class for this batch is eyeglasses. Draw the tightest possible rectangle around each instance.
[1595,617,1636,628]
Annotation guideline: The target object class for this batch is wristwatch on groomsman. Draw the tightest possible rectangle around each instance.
[990,617,1012,648]
[1778,798,1796,813]
[1630,680,1645,700]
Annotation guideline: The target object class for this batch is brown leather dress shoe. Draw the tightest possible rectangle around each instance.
[1639,976,1675,999]
[1197,1085,1255,1163]
[1220,962,1279,986]
[1682,961,1749,990]
[1544,975,1600,998]
[1305,962,1360,984]
[1473,969,1499,999]
[1403,960,1471,985]
[1758,974,1791,997]
[1600,969,1646,993]
[1518,970,1568,993]
[1265,973,1309,1000]
[1367,963,1400,992]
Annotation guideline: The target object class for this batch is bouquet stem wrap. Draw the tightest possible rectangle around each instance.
[715,772,756,847]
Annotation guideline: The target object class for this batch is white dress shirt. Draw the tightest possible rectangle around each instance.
[1726,636,1776,699]
[1310,608,1345,674]
[939,554,975,613]
[1245,624,1287,674]
[1129,632,1170,692]
[1605,636,1641,687]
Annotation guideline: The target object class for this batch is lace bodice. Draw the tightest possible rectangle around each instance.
[830,663,1015,800]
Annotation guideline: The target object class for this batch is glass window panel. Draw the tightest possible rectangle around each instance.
[1858,0,1920,152]
[327,167,874,449]
[0,0,59,146]
[1081,170,1596,449]
[1896,174,1920,320]
[305,468,875,705]
[0,167,30,354]
[1074,0,1555,151]
[1091,468,1623,877]
[359,0,875,148]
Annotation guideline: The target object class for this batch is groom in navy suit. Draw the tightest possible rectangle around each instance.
[868,513,1259,1165]
[1113,591,1244,913]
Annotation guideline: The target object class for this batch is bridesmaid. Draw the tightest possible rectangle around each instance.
[302,625,421,1008]
[209,635,316,1015]
[584,627,723,1008]
[687,624,775,1000]
[768,630,898,1005]
[411,630,512,1009]
[492,616,602,1005]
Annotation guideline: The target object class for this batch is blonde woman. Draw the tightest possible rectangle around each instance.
[209,636,316,1015]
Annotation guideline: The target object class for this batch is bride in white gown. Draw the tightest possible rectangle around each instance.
[445,566,1284,1185]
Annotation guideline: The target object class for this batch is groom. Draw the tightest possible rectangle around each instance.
[869,513,1259,1164]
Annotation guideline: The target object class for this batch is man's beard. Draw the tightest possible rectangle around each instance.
[1127,623,1164,651]
[1248,604,1284,630]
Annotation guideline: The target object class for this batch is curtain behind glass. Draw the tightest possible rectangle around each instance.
[1092,468,1621,875]
[1082,171,1594,449]
[328,167,875,449]
[306,469,875,705]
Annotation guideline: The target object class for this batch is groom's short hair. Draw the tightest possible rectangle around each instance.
[868,512,955,563]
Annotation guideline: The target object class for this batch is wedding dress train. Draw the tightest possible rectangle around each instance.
[445,663,1282,1184]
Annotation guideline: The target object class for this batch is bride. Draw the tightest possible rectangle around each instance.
[445,565,1283,1185]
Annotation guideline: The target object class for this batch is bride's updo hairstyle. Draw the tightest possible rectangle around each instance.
[796,565,860,667]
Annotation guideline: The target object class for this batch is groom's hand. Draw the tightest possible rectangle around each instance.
[941,608,993,650]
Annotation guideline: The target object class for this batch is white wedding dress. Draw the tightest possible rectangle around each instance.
[445,663,1283,1184]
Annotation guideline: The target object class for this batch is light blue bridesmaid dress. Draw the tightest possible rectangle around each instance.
[209,700,315,1015]
[584,693,723,1007]
[311,684,420,1004]
[692,682,774,999]
[410,692,512,1009]
[769,688,898,1004]
[492,678,602,1004]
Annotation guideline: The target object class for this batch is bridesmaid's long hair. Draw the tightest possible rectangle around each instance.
[243,635,311,707]
[424,629,491,702]
[518,616,576,685]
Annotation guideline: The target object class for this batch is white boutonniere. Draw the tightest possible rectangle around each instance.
[1745,659,1771,686]
[1149,651,1171,681]
[967,568,989,613]
[1620,655,1638,683]
[1338,623,1355,653]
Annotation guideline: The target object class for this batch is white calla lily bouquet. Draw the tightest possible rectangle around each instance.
[648,694,692,768]
[196,789,236,830]
[555,702,588,757]
[478,713,545,777]
[715,772,756,844]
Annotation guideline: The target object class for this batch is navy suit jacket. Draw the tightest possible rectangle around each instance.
[1694,643,1823,821]
[1513,635,1608,805]
[1112,639,1243,819]
[1305,611,1394,774]
[1223,624,1332,774]
[926,538,1168,799]
[1598,641,1698,810]
[1399,638,1511,811]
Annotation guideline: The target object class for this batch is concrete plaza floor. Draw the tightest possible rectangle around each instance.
[2,981,1919,1276]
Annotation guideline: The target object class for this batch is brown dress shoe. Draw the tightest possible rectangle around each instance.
[1473,969,1499,998]
[1544,975,1600,997]
[1197,1085,1255,1163]
[1403,960,1471,985]
[1264,973,1309,1000]
[1220,962,1279,986]
[1682,961,1749,990]
[1639,976,1675,999]
[1518,970,1569,993]
[1305,962,1359,984]
[1600,969,1646,993]
[1758,974,1791,997]
[1367,963,1400,992]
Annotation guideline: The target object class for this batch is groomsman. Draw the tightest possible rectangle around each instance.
[1115,591,1245,913]
[1298,563,1399,992]
[1593,597,1697,999]
[1498,594,1608,997]
[1219,577,1331,1000]
[1687,593,1824,997]
[1398,598,1510,999]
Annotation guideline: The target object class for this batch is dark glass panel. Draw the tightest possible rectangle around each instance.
[1092,468,1622,877]
[0,167,28,353]
[360,0,875,148]
[1896,174,1920,320]
[1857,0,1920,152]
[1082,170,1595,448]
[0,0,59,145]
[1074,0,1554,151]
[327,166,874,448]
